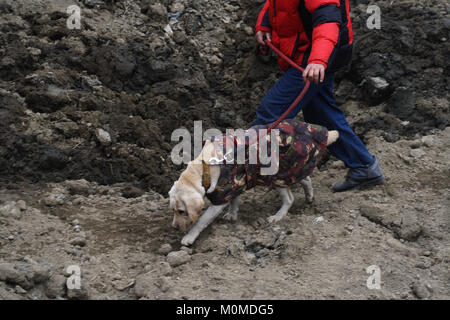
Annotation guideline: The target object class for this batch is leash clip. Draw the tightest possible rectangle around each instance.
[208,157,221,165]
[208,151,234,165]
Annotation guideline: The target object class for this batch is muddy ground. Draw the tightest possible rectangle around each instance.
[0,0,449,299]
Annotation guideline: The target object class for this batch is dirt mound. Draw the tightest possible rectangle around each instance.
[1,0,447,194]
[339,0,450,140]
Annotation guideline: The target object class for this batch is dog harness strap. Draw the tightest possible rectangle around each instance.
[202,160,211,190]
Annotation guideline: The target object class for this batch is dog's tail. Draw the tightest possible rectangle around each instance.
[327,130,339,146]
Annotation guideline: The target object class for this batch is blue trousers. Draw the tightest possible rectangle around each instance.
[251,67,374,168]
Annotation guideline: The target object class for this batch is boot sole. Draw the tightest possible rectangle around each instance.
[332,176,385,193]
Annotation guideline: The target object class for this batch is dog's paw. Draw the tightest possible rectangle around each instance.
[267,215,283,224]
[223,212,238,223]
[181,234,197,246]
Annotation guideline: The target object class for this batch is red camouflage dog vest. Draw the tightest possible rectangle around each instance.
[203,119,329,205]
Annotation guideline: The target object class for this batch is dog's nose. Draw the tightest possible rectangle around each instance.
[172,224,179,230]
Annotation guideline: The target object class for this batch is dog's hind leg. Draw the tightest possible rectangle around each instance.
[300,176,314,203]
[181,203,228,246]
[223,196,239,222]
[268,187,294,223]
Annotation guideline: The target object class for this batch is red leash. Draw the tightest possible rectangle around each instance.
[229,40,312,148]
[210,41,312,190]
[262,39,311,132]
[219,41,311,156]
[240,41,311,180]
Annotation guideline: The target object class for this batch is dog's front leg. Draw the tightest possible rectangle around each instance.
[267,187,294,223]
[181,203,228,246]
[223,196,239,222]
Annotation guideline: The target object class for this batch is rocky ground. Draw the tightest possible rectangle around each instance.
[0,0,449,299]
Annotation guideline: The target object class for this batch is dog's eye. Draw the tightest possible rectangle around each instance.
[178,210,187,216]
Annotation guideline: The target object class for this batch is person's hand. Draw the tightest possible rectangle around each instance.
[303,63,325,84]
[255,30,272,46]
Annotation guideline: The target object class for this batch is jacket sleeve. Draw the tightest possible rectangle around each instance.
[255,0,272,33]
[305,0,342,68]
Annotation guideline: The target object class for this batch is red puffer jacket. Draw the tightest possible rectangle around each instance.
[256,0,353,72]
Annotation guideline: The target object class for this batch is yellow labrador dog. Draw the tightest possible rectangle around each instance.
[169,123,339,246]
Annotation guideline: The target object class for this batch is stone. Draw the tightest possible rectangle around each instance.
[166,250,191,267]
[134,272,156,298]
[95,128,111,145]
[412,281,432,299]
[31,264,52,283]
[64,180,93,196]
[243,25,254,36]
[158,243,172,256]
[395,213,422,241]
[360,204,384,224]
[70,237,87,247]
[363,77,391,105]
[173,30,187,44]
[14,285,27,294]
[156,261,173,276]
[0,262,52,289]
[73,198,84,206]
[155,276,172,293]
[16,200,27,211]
[208,55,222,65]
[45,275,67,298]
[142,2,168,23]
[0,263,28,288]
[421,136,434,147]
[28,48,41,56]
[180,246,193,255]
[369,76,389,90]
[42,196,64,207]
[67,286,88,300]
[0,202,22,219]
[150,3,167,17]
[148,202,159,212]
[170,2,185,14]
[409,148,425,158]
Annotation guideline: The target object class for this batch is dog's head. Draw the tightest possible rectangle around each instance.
[168,181,205,232]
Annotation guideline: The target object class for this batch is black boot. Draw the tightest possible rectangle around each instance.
[332,158,385,193]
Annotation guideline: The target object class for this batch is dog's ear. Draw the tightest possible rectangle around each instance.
[169,196,176,211]
[184,197,205,222]
[168,183,177,210]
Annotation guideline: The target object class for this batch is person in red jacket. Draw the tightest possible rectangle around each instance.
[252,0,384,192]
